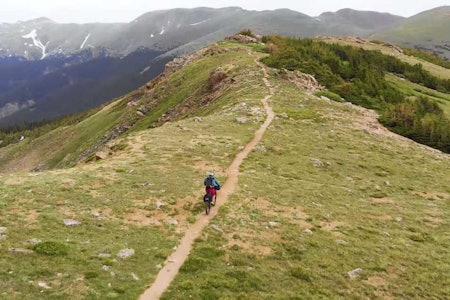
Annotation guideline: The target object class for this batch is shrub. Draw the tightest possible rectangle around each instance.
[32,241,69,256]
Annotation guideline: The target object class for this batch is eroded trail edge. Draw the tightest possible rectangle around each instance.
[139,58,275,300]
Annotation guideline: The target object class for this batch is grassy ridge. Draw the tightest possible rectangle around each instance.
[0,45,268,299]
[162,66,450,299]
[0,40,449,299]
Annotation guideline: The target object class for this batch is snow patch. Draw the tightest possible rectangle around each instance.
[150,34,154,38]
[160,27,165,35]
[190,19,210,26]
[21,29,49,59]
[140,66,151,74]
[80,33,91,49]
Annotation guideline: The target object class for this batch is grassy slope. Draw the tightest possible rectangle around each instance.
[0,44,267,299]
[162,58,450,298]
[0,41,449,299]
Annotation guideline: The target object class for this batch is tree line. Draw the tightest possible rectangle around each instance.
[261,36,450,153]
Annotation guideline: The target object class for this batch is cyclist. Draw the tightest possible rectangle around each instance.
[204,172,221,203]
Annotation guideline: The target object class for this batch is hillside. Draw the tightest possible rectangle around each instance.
[0,38,449,299]
[370,6,450,59]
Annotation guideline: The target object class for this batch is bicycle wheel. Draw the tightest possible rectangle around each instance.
[205,200,211,215]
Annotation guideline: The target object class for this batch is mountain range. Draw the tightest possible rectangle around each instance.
[0,6,449,127]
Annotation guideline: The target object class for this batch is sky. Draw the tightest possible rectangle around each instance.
[1,0,449,23]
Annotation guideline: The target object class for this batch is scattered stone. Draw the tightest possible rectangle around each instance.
[235,117,248,124]
[102,265,110,271]
[38,281,51,289]
[98,253,111,258]
[395,217,403,222]
[254,145,267,152]
[347,268,363,279]
[92,212,100,218]
[95,151,109,160]
[193,117,203,122]
[131,273,139,281]
[155,264,162,269]
[117,248,135,259]
[320,96,331,103]
[310,158,324,167]
[0,227,6,233]
[278,112,289,119]
[166,219,178,226]
[63,219,80,227]
[155,201,165,209]
[211,225,223,233]
[383,232,391,237]
[28,238,42,244]
[268,221,278,228]
[385,181,391,186]
[303,229,313,234]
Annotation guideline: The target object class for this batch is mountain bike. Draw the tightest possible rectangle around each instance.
[203,186,218,215]
[203,192,213,215]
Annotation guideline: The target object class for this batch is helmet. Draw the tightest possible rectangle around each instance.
[208,172,214,177]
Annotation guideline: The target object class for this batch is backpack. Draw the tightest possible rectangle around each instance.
[205,177,214,187]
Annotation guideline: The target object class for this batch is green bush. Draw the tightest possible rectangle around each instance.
[32,241,69,256]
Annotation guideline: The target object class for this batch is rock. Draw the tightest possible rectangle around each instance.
[155,201,165,209]
[254,145,267,152]
[155,264,163,269]
[28,238,42,244]
[235,117,248,124]
[102,265,110,271]
[303,229,313,234]
[193,117,203,122]
[117,248,135,259]
[211,225,223,232]
[383,232,391,237]
[63,219,80,227]
[320,96,331,102]
[310,158,324,167]
[278,112,289,119]
[268,221,278,228]
[0,227,6,234]
[166,219,178,226]
[395,217,403,222]
[98,253,111,258]
[347,268,363,279]
[131,273,139,281]
[95,151,109,160]
[38,281,51,289]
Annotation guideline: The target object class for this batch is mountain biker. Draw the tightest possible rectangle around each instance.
[204,172,221,202]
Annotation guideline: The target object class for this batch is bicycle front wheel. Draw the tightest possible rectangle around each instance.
[205,201,211,215]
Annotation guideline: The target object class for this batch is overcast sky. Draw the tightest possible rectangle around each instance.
[2,0,449,23]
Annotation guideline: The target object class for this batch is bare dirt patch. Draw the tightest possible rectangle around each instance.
[364,276,387,287]
[319,221,345,236]
[371,197,395,204]
[412,191,450,201]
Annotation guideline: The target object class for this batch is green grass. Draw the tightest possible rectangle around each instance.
[0,45,268,299]
[1,41,450,299]
[162,68,450,299]
[386,73,450,118]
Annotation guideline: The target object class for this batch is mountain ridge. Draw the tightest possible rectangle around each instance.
[0,37,448,299]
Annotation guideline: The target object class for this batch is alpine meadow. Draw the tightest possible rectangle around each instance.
[0,31,449,300]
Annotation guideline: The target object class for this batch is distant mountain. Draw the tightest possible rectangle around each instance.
[370,6,450,59]
[1,6,448,128]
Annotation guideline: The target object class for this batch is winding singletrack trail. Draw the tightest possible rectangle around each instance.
[139,58,275,300]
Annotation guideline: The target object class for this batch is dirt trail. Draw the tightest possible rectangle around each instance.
[139,58,275,300]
